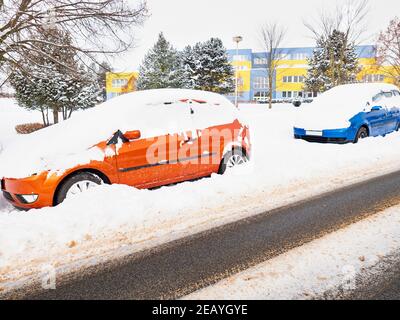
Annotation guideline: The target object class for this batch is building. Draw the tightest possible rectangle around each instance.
[106,72,139,100]
[105,45,397,102]
[226,45,396,103]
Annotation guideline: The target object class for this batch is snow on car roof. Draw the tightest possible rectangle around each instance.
[314,83,399,108]
[0,89,237,178]
[103,88,233,107]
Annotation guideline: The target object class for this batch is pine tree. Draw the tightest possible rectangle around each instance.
[89,61,112,102]
[305,30,360,93]
[9,27,100,124]
[180,45,198,89]
[136,33,183,90]
[182,38,234,93]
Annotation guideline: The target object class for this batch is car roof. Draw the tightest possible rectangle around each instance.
[104,89,235,108]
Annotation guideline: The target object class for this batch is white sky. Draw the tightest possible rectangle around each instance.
[114,0,399,71]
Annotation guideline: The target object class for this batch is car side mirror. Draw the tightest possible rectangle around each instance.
[123,130,141,141]
[371,106,382,112]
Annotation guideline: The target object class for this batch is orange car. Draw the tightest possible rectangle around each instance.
[1,89,251,209]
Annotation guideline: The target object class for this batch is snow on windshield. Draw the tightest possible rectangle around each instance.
[0,89,238,178]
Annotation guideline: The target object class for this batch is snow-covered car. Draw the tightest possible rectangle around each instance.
[294,83,400,143]
[292,97,303,107]
[0,89,251,209]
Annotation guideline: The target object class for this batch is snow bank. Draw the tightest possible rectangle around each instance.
[184,205,400,300]
[295,83,399,130]
[1,101,400,293]
[0,89,237,178]
[0,99,42,150]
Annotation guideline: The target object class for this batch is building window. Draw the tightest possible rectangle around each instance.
[253,77,269,89]
[276,53,289,60]
[281,91,307,99]
[233,55,247,61]
[254,57,267,65]
[363,74,385,83]
[282,91,294,98]
[253,91,268,102]
[112,78,128,88]
[291,53,308,60]
[235,65,249,71]
[283,75,305,83]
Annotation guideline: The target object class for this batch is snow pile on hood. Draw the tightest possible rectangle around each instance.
[294,83,399,130]
[0,89,237,178]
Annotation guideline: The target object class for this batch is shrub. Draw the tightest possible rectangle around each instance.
[15,123,46,134]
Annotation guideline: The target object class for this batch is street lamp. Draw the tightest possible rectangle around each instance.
[233,36,243,108]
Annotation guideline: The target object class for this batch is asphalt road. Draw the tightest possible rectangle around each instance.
[344,255,400,300]
[12,170,400,300]
[363,263,400,300]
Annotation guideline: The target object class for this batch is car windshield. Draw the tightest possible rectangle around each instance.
[372,91,393,102]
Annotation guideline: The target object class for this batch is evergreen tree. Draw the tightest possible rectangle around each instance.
[136,33,183,90]
[89,61,112,102]
[9,27,101,124]
[180,45,198,89]
[182,38,234,93]
[305,30,360,93]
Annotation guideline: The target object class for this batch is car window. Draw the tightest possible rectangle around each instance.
[383,91,393,98]
[372,91,393,102]
[372,92,382,102]
[392,90,400,96]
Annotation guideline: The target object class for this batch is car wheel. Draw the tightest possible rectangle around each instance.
[353,127,369,144]
[218,148,248,174]
[55,172,103,205]
[396,122,400,131]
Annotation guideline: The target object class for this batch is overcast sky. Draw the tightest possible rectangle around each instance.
[114,0,399,71]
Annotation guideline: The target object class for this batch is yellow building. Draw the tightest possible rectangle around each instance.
[227,45,399,102]
[106,72,138,100]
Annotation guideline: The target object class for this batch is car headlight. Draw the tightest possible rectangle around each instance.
[17,194,39,204]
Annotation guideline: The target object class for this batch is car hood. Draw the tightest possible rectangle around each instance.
[294,106,354,130]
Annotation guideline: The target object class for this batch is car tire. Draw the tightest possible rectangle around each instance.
[396,122,400,131]
[218,148,248,175]
[353,126,369,144]
[55,172,103,205]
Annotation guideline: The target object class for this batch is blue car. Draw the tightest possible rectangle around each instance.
[294,83,400,143]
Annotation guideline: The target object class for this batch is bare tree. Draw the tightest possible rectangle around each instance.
[0,0,148,87]
[377,17,400,86]
[304,0,370,45]
[260,22,286,109]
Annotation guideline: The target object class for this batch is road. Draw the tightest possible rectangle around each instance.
[9,170,400,300]
[344,255,400,300]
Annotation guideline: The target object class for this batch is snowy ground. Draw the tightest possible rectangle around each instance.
[1,98,400,294]
[184,204,400,300]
